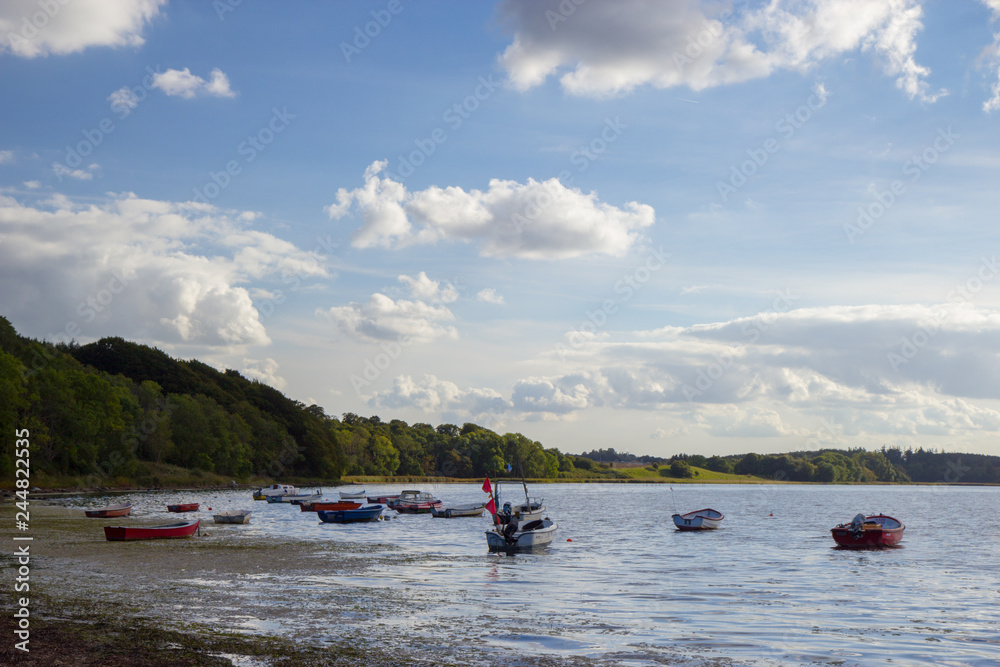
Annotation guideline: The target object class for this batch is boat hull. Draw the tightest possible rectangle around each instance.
[85,503,132,518]
[486,519,557,553]
[299,501,361,512]
[104,520,200,541]
[339,490,366,499]
[167,503,199,513]
[318,505,384,524]
[391,501,442,514]
[367,495,399,504]
[672,509,724,531]
[831,514,904,549]
[213,512,252,524]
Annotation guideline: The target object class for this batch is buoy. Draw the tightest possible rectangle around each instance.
[567,538,573,542]
[769,513,774,517]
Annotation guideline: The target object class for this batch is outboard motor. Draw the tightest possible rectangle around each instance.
[850,513,866,539]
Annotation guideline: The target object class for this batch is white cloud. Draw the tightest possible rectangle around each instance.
[399,271,458,303]
[477,288,505,305]
[151,68,237,99]
[241,357,287,390]
[979,1,1000,112]
[52,162,99,180]
[326,160,654,259]
[370,374,509,423]
[0,191,328,347]
[318,293,457,344]
[0,0,164,58]
[108,85,140,113]
[0,150,14,164]
[497,0,943,102]
[22,180,41,189]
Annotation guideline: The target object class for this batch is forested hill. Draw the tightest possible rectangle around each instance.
[2,316,998,488]
[0,317,571,486]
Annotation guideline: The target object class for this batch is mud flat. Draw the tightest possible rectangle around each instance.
[0,504,623,667]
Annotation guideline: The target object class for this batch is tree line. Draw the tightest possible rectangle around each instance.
[2,316,998,486]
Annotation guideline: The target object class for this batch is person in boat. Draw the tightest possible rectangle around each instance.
[496,502,518,543]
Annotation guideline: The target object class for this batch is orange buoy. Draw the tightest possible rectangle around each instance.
[567,538,572,542]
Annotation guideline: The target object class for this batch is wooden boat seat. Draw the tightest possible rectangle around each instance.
[521,519,544,531]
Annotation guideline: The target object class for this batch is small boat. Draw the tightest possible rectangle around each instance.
[104,520,200,541]
[266,491,322,504]
[318,504,384,524]
[167,503,199,513]
[339,489,366,499]
[387,490,443,513]
[486,518,558,553]
[84,503,132,518]
[431,503,486,518]
[213,510,252,524]
[831,514,905,549]
[252,483,298,500]
[672,508,724,531]
[367,494,399,504]
[299,500,362,512]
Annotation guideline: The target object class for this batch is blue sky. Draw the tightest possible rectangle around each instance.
[3,0,1000,458]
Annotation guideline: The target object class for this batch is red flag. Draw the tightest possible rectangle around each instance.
[485,498,496,515]
[482,477,492,494]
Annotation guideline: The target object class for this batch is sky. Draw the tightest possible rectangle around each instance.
[3,0,1000,459]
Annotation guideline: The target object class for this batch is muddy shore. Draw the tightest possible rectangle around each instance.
[1,504,618,666]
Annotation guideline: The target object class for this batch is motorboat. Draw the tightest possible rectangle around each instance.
[831,514,904,549]
[671,508,724,531]
[493,480,545,522]
[486,518,558,553]
[252,483,298,500]
[387,490,443,513]
[266,490,322,504]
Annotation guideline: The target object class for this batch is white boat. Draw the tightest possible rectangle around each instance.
[252,483,298,500]
[431,503,485,518]
[268,491,323,504]
[486,518,558,553]
[213,510,252,524]
[339,489,366,499]
[671,508,724,531]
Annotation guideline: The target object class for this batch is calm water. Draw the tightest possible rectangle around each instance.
[68,484,999,665]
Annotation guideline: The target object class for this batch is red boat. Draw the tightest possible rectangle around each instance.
[84,503,132,518]
[387,490,443,514]
[104,520,200,541]
[831,514,904,549]
[167,503,199,513]
[299,501,362,512]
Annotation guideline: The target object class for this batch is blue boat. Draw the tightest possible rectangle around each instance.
[317,504,384,524]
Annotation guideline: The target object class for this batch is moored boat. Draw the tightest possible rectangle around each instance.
[831,514,904,549]
[339,489,366,499]
[167,503,199,513]
[486,518,558,553]
[84,503,132,518]
[266,490,322,504]
[387,490,443,513]
[431,503,486,518]
[213,510,252,524]
[299,500,362,512]
[252,483,298,500]
[318,504,384,524]
[367,494,399,504]
[104,520,200,541]
[672,508,724,531]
